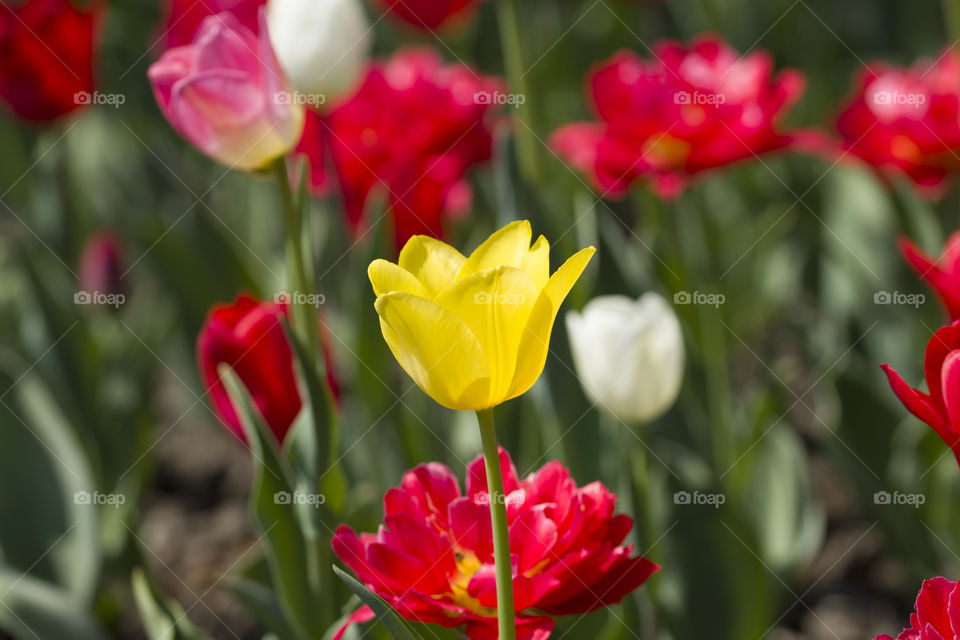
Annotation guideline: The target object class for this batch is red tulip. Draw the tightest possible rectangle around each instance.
[899,232,960,319]
[374,0,481,30]
[197,294,302,443]
[874,577,960,640]
[157,0,265,50]
[295,48,501,247]
[332,447,658,639]
[834,47,960,197]
[551,35,805,199]
[0,0,100,122]
[882,321,960,468]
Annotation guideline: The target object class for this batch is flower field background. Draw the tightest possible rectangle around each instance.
[1,0,960,639]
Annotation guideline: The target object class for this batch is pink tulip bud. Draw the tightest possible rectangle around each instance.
[78,231,126,306]
[147,10,304,171]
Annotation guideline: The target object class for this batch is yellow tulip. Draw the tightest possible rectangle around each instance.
[369,220,596,411]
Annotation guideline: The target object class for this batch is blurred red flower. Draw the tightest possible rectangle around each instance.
[834,48,960,197]
[197,294,302,443]
[373,0,481,30]
[78,231,126,300]
[157,0,265,49]
[875,577,960,640]
[295,48,501,247]
[551,35,805,199]
[0,0,100,122]
[899,232,960,319]
[882,321,960,468]
[332,447,658,639]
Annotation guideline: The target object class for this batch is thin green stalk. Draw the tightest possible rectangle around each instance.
[497,0,543,185]
[621,419,658,640]
[273,158,319,360]
[673,195,733,480]
[476,408,517,640]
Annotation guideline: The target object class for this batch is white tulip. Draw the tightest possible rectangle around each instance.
[266,0,371,103]
[566,293,685,424]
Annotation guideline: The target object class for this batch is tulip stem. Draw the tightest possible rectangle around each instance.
[476,408,517,640]
[274,158,319,360]
[497,0,543,185]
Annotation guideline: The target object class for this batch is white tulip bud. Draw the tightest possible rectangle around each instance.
[266,0,371,104]
[566,293,685,424]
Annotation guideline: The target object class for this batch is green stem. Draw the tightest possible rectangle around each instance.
[497,0,542,185]
[273,158,319,360]
[620,420,658,640]
[476,408,517,640]
[944,0,960,42]
[673,194,732,480]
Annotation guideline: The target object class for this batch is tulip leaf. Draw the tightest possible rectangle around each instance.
[283,321,335,491]
[220,367,323,640]
[0,363,100,605]
[333,566,422,640]
[0,568,107,640]
[131,568,213,640]
[746,427,824,571]
[224,577,299,640]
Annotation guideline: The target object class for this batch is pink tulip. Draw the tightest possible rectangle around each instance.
[147,11,304,171]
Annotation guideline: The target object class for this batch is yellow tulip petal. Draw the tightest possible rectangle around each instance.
[368,259,430,297]
[435,266,539,404]
[375,292,491,410]
[397,235,467,298]
[523,235,550,291]
[507,246,597,400]
[459,220,532,279]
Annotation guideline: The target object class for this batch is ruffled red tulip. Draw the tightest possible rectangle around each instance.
[148,11,304,171]
[874,577,960,640]
[157,0,265,50]
[374,0,481,30]
[834,47,960,197]
[551,35,805,199]
[295,48,501,247]
[0,0,100,122]
[882,321,960,468]
[197,294,302,443]
[900,232,960,319]
[332,447,658,639]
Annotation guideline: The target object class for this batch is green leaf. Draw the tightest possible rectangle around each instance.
[746,428,825,571]
[0,568,107,640]
[131,568,213,640]
[0,364,100,604]
[224,578,299,640]
[332,566,421,640]
[220,367,322,640]
[283,320,335,494]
